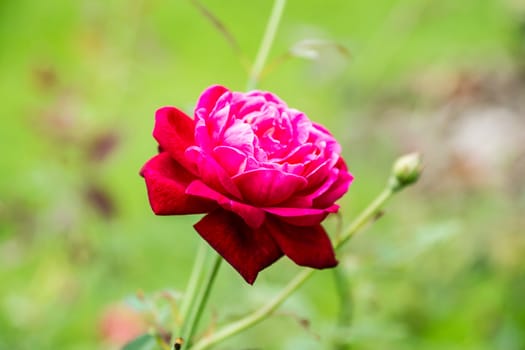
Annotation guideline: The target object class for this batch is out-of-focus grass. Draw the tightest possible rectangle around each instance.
[1,1,524,349]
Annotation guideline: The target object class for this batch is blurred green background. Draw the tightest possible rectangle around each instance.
[1,0,524,349]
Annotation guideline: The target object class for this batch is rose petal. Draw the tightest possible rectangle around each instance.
[266,218,338,269]
[245,90,285,105]
[186,180,265,228]
[297,165,340,205]
[276,143,315,164]
[194,209,283,284]
[233,169,307,206]
[194,87,233,152]
[153,107,196,172]
[234,95,266,116]
[213,146,247,176]
[222,119,255,155]
[310,123,342,155]
[276,195,314,209]
[279,162,305,175]
[194,103,233,153]
[314,159,354,208]
[263,207,332,226]
[195,85,229,114]
[305,158,332,187]
[289,111,311,145]
[140,153,216,215]
[185,147,243,199]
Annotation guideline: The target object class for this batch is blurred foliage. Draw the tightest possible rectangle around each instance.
[1,0,524,349]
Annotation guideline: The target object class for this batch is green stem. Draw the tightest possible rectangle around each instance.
[334,187,394,250]
[182,254,223,348]
[190,185,396,350]
[176,242,208,342]
[246,0,287,90]
[191,268,314,350]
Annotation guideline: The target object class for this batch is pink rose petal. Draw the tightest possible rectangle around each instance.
[213,146,247,176]
[185,147,243,199]
[314,160,354,208]
[233,169,307,206]
[195,85,229,115]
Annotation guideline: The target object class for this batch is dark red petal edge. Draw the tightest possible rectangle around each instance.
[186,180,266,229]
[194,209,283,284]
[140,153,216,215]
[266,217,338,269]
[153,107,196,171]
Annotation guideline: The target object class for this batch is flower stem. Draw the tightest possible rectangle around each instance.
[334,187,394,249]
[181,253,223,348]
[190,184,398,350]
[176,241,208,342]
[191,268,314,350]
[246,0,287,90]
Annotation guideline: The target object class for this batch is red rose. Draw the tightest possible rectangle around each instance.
[140,85,353,284]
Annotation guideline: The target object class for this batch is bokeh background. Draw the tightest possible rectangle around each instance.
[1,0,524,349]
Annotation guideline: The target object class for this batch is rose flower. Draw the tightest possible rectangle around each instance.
[140,85,353,284]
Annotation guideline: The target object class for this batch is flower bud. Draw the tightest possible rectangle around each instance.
[390,153,422,191]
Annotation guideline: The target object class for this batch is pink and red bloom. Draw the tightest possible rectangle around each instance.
[140,85,353,284]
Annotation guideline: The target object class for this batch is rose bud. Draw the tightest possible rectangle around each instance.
[390,152,422,191]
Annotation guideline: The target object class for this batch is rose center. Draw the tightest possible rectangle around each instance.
[240,107,295,161]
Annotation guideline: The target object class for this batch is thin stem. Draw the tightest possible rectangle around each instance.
[334,187,394,249]
[191,268,313,350]
[246,0,286,90]
[182,254,223,348]
[176,242,208,342]
[190,185,396,350]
